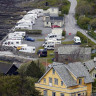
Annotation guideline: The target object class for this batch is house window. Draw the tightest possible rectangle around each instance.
[54,78,58,85]
[61,93,64,96]
[78,93,81,96]
[49,77,52,84]
[53,68,55,74]
[52,92,56,96]
[16,42,19,44]
[93,73,96,78]
[44,90,47,96]
[79,79,82,85]
[43,78,46,83]
[47,22,48,24]
[61,81,63,86]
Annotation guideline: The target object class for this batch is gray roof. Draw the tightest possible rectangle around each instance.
[0,62,14,74]
[83,60,96,72]
[64,62,93,84]
[53,62,77,87]
[45,16,64,22]
[58,46,91,54]
[38,62,93,87]
[50,17,63,21]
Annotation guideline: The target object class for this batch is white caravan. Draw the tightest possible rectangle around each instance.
[45,33,62,40]
[74,36,81,44]
[15,24,32,30]
[8,33,23,40]
[19,46,35,53]
[43,39,61,47]
[2,40,21,47]
[14,31,26,37]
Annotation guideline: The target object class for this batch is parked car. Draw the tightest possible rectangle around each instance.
[37,49,47,57]
[51,25,60,28]
[25,36,35,42]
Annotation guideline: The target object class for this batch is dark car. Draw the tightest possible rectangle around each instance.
[25,36,35,42]
[37,49,47,57]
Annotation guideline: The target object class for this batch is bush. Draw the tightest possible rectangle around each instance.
[90,18,96,29]
[77,16,91,29]
[15,29,42,34]
[62,30,66,36]
[76,31,96,47]
[88,31,96,40]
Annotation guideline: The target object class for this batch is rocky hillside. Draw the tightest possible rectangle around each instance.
[0,0,41,40]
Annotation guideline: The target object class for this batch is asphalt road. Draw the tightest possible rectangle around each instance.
[65,0,96,43]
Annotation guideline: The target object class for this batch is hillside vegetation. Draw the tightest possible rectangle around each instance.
[76,0,96,30]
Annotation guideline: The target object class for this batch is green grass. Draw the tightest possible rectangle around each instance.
[36,39,44,41]
[61,40,74,44]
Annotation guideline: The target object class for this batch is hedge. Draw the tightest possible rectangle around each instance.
[88,31,96,40]
[15,29,42,34]
[76,31,96,47]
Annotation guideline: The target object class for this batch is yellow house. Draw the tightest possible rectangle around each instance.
[35,62,93,96]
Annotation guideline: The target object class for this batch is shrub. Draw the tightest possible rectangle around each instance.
[62,30,66,36]
[88,31,96,40]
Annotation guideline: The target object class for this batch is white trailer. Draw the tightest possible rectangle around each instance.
[14,31,26,37]
[8,33,23,40]
[2,40,21,47]
[15,24,32,30]
[74,36,81,44]
[45,33,62,40]
[43,39,61,50]
[19,46,35,53]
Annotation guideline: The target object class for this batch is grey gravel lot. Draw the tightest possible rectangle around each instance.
[22,17,52,49]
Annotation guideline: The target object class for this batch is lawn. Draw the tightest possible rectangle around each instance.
[61,40,74,44]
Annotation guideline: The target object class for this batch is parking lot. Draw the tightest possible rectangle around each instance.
[22,17,51,49]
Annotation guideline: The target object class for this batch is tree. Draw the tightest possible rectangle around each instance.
[77,16,91,29]
[0,75,42,96]
[76,1,93,16]
[25,61,44,79]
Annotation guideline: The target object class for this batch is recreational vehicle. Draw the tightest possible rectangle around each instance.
[14,31,26,37]
[19,46,35,53]
[74,36,81,44]
[2,40,21,47]
[45,33,62,40]
[43,39,61,47]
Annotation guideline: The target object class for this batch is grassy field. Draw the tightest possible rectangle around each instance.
[62,40,74,44]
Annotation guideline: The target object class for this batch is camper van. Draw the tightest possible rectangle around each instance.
[8,33,23,40]
[14,31,26,37]
[2,40,21,47]
[74,36,81,44]
[43,39,61,47]
[19,46,35,53]
[45,33,62,40]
